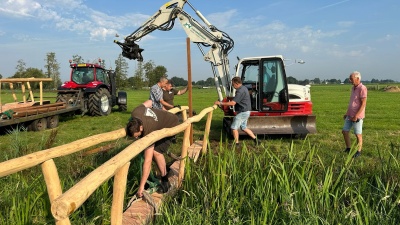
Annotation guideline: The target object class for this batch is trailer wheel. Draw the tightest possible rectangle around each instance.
[88,88,111,116]
[47,115,59,128]
[28,118,48,131]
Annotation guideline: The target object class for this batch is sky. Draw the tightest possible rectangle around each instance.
[1,0,399,83]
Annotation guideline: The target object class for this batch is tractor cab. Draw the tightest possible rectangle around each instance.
[63,60,111,90]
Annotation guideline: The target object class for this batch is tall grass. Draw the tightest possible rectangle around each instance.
[1,85,400,224]
[156,138,400,225]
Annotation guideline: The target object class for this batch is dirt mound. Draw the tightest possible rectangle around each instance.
[383,86,400,92]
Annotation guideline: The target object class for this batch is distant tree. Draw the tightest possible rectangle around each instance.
[170,76,188,86]
[144,61,167,86]
[196,80,206,86]
[143,60,155,87]
[205,77,215,86]
[329,79,341,84]
[312,78,321,84]
[13,59,27,78]
[10,67,45,89]
[151,65,167,83]
[100,59,106,68]
[72,55,84,64]
[44,52,61,89]
[114,54,129,88]
[287,76,298,84]
[25,68,46,78]
[380,79,395,83]
[130,61,145,89]
[0,74,2,79]
[299,79,310,85]
[343,78,351,84]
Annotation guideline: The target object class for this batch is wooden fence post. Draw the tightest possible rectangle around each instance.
[178,124,191,187]
[202,110,214,154]
[111,162,130,225]
[41,159,71,225]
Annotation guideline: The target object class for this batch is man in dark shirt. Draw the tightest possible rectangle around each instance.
[162,80,188,110]
[126,100,179,197]
[214,77,257,145]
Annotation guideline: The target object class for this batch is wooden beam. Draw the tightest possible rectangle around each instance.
[0,78,53,82]
[111,162,130,225]
[0,128,127,177]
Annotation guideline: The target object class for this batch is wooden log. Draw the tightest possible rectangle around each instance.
[12,105,67,118]
[50,123,190,221]
[21,83,26,103]
[9,83,17,102]
[0,128,127,177]
[41,159,71,225]
[0,102,36,113]
[10,102,65,112]
[111,162,130,225]
[0,78,53,82]
[122,141,200,224]
[82,143,115,156]
[202,110,214,155]
[178,125,191,186]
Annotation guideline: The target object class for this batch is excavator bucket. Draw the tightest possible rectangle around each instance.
[223,115,317,136]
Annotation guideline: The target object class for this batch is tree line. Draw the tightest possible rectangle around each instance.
[1,52,396,90]
[289,77,396,85]
[0,52,214,90]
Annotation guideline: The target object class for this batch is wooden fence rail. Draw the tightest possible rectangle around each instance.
[0,105,217,225]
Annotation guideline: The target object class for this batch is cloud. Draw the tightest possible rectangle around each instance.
[0,0,150,40]
[206,9,237,28]
[337,21,355,28]
[377,34,395,42]
[0,0,42,17]
[238,20,346,55]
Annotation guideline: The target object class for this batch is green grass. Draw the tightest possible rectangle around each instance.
[1,84,400,224]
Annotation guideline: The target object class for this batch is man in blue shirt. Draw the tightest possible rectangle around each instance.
[214,77,258,146]
[149,76,168,109]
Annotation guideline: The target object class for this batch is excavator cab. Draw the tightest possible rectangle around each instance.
[222,55,316,136]
[239,57,289,113]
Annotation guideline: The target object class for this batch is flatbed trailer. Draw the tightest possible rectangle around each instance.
[0,78,81,131]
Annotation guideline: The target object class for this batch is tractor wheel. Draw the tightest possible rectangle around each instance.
[118,104,127,112]
[88,88,111,116]
[56,93,73,104]
[47,115,59,128]
[28,118,48,131]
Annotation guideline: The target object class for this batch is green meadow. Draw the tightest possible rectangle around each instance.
[0,84,400,224]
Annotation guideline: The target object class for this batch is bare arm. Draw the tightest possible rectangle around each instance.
[142,100,153,108]
[177,86,188,95]
[214,100,236,106]
[160,99,174,110]
[354,97,367,120]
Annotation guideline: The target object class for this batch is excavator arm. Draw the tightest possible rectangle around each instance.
[114,0,234,100]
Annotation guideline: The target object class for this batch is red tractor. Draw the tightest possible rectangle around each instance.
[57,60,127,116]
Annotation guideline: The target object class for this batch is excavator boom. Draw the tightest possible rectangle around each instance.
[114,0,233,101]
[115,1,317,137]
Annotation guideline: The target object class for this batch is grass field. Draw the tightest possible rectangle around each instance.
[1,84,400,224]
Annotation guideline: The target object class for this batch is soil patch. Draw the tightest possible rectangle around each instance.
[383,86,400,92]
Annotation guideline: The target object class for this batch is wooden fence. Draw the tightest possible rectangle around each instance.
[0,105,218,224]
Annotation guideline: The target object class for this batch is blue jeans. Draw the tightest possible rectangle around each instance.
[231,111,250,130]
[342,116,364,134]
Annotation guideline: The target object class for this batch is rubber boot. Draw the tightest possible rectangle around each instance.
[158,175,171,193]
